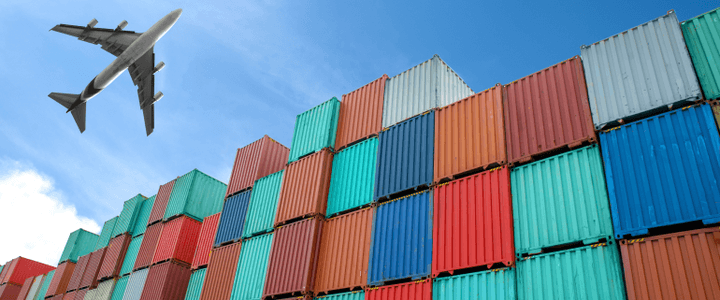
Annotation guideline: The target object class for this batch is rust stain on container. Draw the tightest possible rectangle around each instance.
[199,242,241,300]
[133,223,163,271]
[192,213,220,270]
[140,260,192,300]
[148,180,176,226]
[226,135,290,197]
[275,149,333,226]
[66,254,89,292]
[620,227,720,300]
[97,234,130,281]
[79,248,105,289]
[335,75,388,151]
[504,56,596,165]
[152,216,202,266]
[46,261,75,296]
[435,85,507,183]
[366,279,432,300]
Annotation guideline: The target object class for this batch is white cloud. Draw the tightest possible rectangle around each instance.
[0,159,100,266]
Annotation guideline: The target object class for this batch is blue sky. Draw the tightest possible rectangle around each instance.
[0,0,712,264]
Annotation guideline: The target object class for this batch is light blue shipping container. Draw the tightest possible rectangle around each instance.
[113,194,146,238]
[96,216,119,251]
[288,97,341,163]
[131,195,155,237]
[185,268,206,300]
[110,275,129,300]
[36,270,54,300]
[121,269,148,300]
[58,229,99,264]
[242,170,283,239]
[230,233,274,300]
[215,190,252,247]
[327,137,378,216]
[119,235,143,276]
[164,169,227,221]
[434,268,516,300]
[314,290,364,300]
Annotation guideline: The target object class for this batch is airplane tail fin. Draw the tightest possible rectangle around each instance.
[48,92,86,133]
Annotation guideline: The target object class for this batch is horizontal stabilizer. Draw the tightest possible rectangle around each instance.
[48,92,85,133]
[71,102,86,133]
[48,92,78,110]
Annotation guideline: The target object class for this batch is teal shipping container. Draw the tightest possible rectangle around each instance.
[185,268,206,300]
[96,216,119,251]
[230,233,273,300]
[37,270,53,300]
[113,194,146,238]
[119,235,143,276]
[288,97,341,163]
[58,229,99,264]
[110,275,129,300]
[164,169,227,221]
[433,268,516,300]
[511,145,614,256]
[682,8,720,100]
[242,170,284,239]
[315,291,364,300]
[131,195,154,237]
[326,137,378,217]
[517,244,626,300]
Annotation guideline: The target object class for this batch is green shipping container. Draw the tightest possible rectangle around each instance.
[434,268,516,300]
[315,291,365,300]
[164,169,227,221]
[113,194,146,238]
[119,235,144,276]
[132,195,155,237]
[682,8,720,100]
[229,233,274,300]
[242,170,284,239]
[326,137,378,216]
[37,270,54,300]
[185,268,206,300]
[517,244,626,300]
[95,216,119,251]
[288,97,341,163]
[511,145,614,256]
[110,275,129,300]
[58,229,99,264]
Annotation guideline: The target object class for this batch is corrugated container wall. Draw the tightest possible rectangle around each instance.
[263,217,323,298]
[318,291,364,300]
[276,149,333,226]
[335,75,387,150]
[683,8,720,100]
[164,169,227,221]
[18,276,34,300]
[78,289,91,300]
[504,56,595,165]
[37,270,54,300]
[435,85,506,183]
[382,54,474,128]
[375,111,434,201]
[229,233,274,300]
[369,191,432,285]
[315,208,373,295]
[153,216,202,265]
[67,253,89,291]
[512,145,614,255]
[113,195,145,238]
[0,257,54,286]
[80,248,106,289]
[46,261,74,297]
[98,234,130,281]
[581,11,702,129]
[516,244,626,300]
[133,223,162,271]
[95,217,118,251]
[433,268,516,300]
[59,230,99,264]
[326,137,378,216]
[185,269,206,300]
[215,191,252,247]
[94,279,116,300]
[192,213,220,269]
[620,227,720,300]
[148,180,175,226]
[131,196,154,237]
[121,268,148,300]
[110,276,129,300]
[225,135,289,197]
[25,274,44,300]
[119,236,143,276]
[140,261,192,300]
[199,242,241,300]
[242,170,283,239]
[288,97,341,163]
[433,167,514,277]
[366,279,432,300]
[0,283,21,300]
[600,103,720,238]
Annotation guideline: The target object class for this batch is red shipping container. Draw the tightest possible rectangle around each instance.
[73,289,87,300]
[275,149,333,226]
[49,294,64,300]
[66,254,89,292]
[148,179,176,226]
[153,216,202,266]
[0,257,55,286]
[192,213,221,269]
[46,261,75,297]
[79,248,105,289]
[62,290,76,300]
[504,56,596,165]
[0,283,21,300]
[17,276,34,300]
[134,222,163,271]
[226,135,290,197]
[335,75,388,151]
[366,279,432,300]
[433,166,515,277]
[199,242,242,300]
[263,216,323,299]
[140,260,192,300]
[97,233,131,281]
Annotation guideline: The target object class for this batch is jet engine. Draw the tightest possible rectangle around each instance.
[116,20,128,31]
[153,62,165,74]
[87,18,98,28]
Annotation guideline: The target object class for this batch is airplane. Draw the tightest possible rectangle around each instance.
[48,9,182,136]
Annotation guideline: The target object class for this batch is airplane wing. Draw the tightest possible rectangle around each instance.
[128,47,159,136]
[50,23,141,56]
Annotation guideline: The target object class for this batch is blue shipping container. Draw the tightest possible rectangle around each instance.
[600,103,720,238]
[215,190,252,247]
[374,111,434,201]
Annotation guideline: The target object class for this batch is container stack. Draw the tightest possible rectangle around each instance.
[0,257,54,300]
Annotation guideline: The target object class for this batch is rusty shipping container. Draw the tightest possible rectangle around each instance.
[97,234,130,281]
[366,279,432,300]
[504,56,596,166]
[275,149,333,226]
[226,135,289,197]
[433,167,514,277]
[191,213,220,270]
[435,85,507,183]
[148,180,175,226]
[314,208,373,295]
[80,248,106,289]
[0,257,54,286]
[140,261,192,300]
[335,75,388,150]
[133,223,162,271]
[0,283,21,300]
[66,254,89,292]
[263,216,323,299]
[199,242,241,300]
[46,261,75,297]
[620,227,720,300]
[152,216,201,266]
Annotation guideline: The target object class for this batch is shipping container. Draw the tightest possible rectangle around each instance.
[433,268,516,300]
[192,213,220,269]
[0,257,54,286]
[714,101,720,131]
[315,208,372,295]
[67,254,89,292]
[504,56,595,165]
[119,236,142,276]
[120,269,147,300]
[512,145,614,255]
[113,195,146,238]
[375,111,434,201]
[326,138,378,217]
[435,85,506,182]
[61,289,77,300]
[153,216,201,266]
[24,274,44,300]
[516,243,626,300]
[215,190,252,247]
[164,169,227,222]
[225,135,289,197]
[315,290,364,300]
[59,230,99,264]
[382,54,474,128]
[581,11,702,130]
[263,216,323,298]
[148,180,176,226]
[17,276,34,300]
[91,279,115,300]
[37,270,54,300]
[600,103,720,238]
[242,170,283,239]
[276,149,333,226]
[78,289,91,300]
[98,234,130,281]
[80,248,106,289]
[49,294,64,300]
[46,262,75,297]
[109,276,128,300]
[184,269,205,300]
[336,75,387,151]
[620,227,720,300]
[0,283,21,300]
[288,97,341,163]
[433,167,514,277]
[95,217,118,251]
[140,261,191,300]
[369,191,432,285]
[131,196,154,237]
[133,223,162,271]
[365,279,431,300]
[683,8,720,100]
[229,233,273,300]
[199,242,241,300]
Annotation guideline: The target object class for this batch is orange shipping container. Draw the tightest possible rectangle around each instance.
[434,85,506,183]
[199,242,241,300]
[226,135,290,197]
[335,75,388,151]
[275,149,333,226]
[45,261,75,297]
[366,279,432,300]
